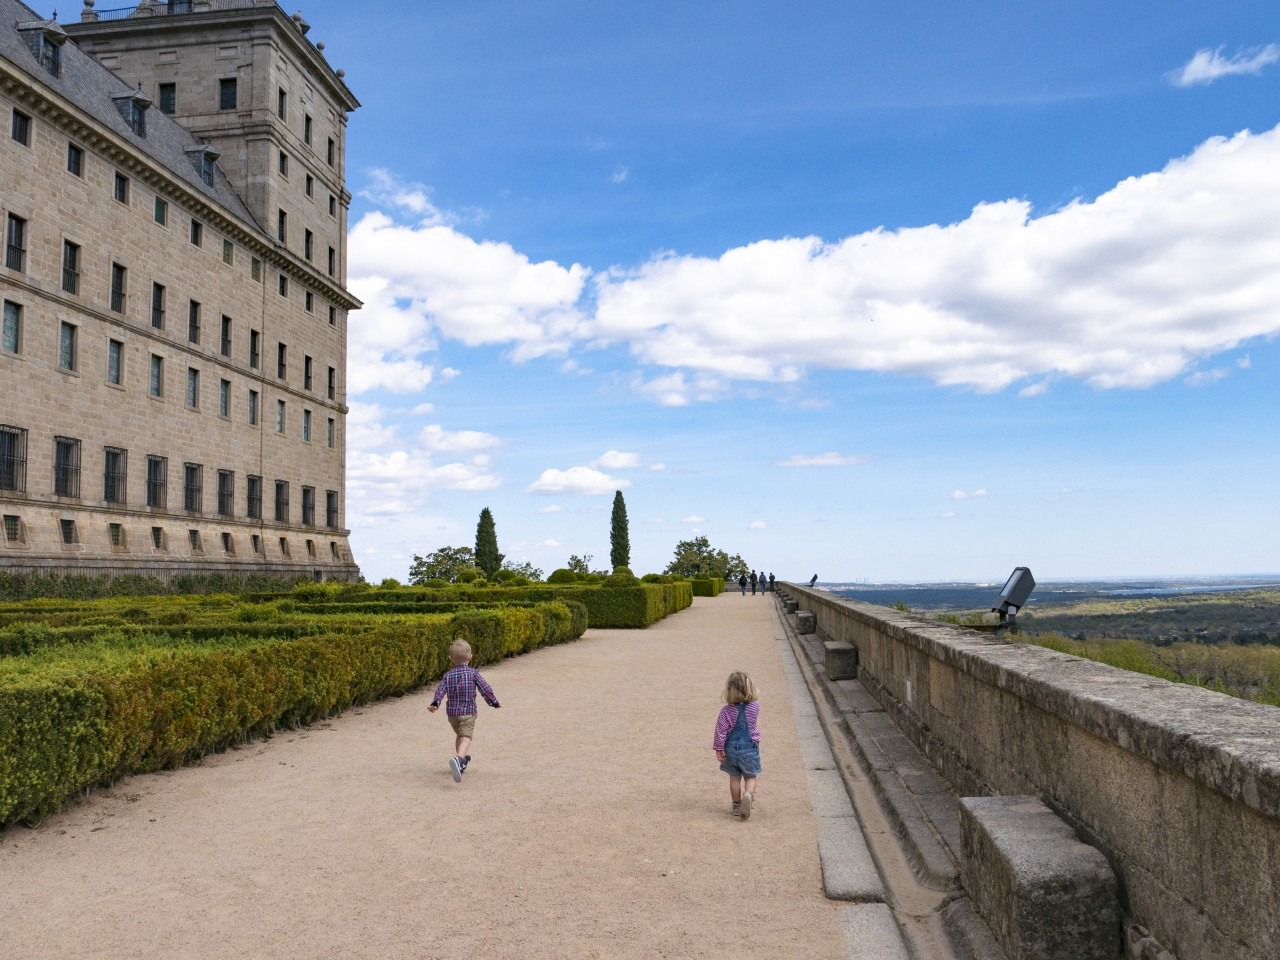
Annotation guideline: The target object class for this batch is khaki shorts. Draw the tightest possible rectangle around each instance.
[448,713,476,738]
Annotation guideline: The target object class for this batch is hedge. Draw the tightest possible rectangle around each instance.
[0,601,583,826]
[690,578,724,597]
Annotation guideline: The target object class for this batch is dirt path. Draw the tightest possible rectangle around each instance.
[0,595,851,959]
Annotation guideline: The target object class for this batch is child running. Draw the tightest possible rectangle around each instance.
[428,638,500,782]
[713,671,762,819]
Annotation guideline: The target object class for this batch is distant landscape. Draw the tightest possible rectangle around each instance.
[822,576,1280,707]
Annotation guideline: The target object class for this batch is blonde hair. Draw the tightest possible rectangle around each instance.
[723,671,758,705]
[449,638,472,664]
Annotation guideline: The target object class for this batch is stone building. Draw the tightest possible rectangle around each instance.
[0,0,361,582]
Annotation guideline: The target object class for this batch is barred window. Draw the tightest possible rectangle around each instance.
[274,480,289,523]
[146,455,167,509]
[304,356,313,391]
[108,523,125,548]
[0,425,28,492]
[151,526,165,549]
[62,240,80,293]
[189,529,202,552]
[6,214,26,272]
[301,485,315,526]
[279,537,291,558]
[103,446,127,503]
[249,329,260,368]
[59,518,77,544]
[217,469,235,517]
[188,300,200,344]
[54,436,80,498]
[151,282,165,329]
[247,475,262,520]
[326,490,339,529]
[3,515,20,542]
[67,143,83,176]
[183,462,202,513]
[220,316,232,357]
[221,532,234,555]
[277,342,287,380]
[110,262,127,313]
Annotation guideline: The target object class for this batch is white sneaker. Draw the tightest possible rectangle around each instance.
[449,756,463,782]
[739,791,753,820]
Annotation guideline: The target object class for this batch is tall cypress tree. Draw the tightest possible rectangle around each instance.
[610,490,630,570]
[474,507,501,578]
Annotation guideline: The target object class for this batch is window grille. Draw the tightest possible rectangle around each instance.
[274,481,290,522]
[104,447,127,503]
[54,437,80,498]
[146,456,167,508]
[0,425,27,492]
[302,486,315,526]
[326,490,339,529]
[183,462,202,513]
[217,470,234,517]
[247,475,262,520]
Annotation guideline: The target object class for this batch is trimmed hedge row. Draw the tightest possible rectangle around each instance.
[690,578,724,597]
[0,601,583,826]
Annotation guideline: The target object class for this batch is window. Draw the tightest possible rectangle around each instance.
[304,229,313,261]
[328,305,336,327]
[151,282,165,328]
[3,515,20,542]
[327,246,335,277]
[67,143,84,176]
[2,301,20,354]
[304,114,312,145]
[327,366,336,400]
[151,526,165,549]
[114,172,129,204]
[251,533,262,555]
[277,343,287,380]
[249,330,260,368]
[158,82,176,115]
[276,400,286,433]
[186,367,200,409]
[36,33,61,78]
[305,291,313,313]
[10,109,30,146]
[103,446,127,504]
[107,339,123,385]
[326,417,334,449]
[217,469,234,517]
[125,97,146,136]
[274,480,289,522]
[149,354,164,397]
[146,455,167,508]
[328,194,336,217]
[220,316,232,357]
[304,356,313,391]
[154,196,168,226]
[196,151,215,186]
[305,173,314,197]
[326,490,339,529]
[278,151,289,177]
[110,262,127,313]
[190,220,203,246]
[222,238,233,265]
[248,388,259,426]
[277,209,287,243]
[306,539,316,558]
[326,137,334,166]
[302,409,312,443]
[58,322,77,371]
[251,256,261,282]
[219,78,237,111]
[62,241,80,294]
[183,462,202,513]
[189,529,202,552]
[279,537,291,558]
[0,425,28,493]
[301,486,315,526]
[108,523,125,548]
[247,475,262,520]
[59,519,77,544]
[278,274,288,297]
[221,532,234,554]
[5,215,26,272]
[277,87,287,121]
[54,436,80,498]
[219,379,230,417]
[187,300,200,343]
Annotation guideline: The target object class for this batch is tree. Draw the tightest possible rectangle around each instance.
[501,559,544,582]
[408,546,477,584]
[474,507,503,578]
[610,491,631,570]
[566,553,592,574]
[663,536,748,580]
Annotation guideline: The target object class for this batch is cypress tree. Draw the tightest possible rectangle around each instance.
[610,490,631,570]
[474,507,501,578]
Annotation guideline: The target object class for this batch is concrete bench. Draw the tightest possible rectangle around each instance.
[784,598,798,614]
[796,611,816,634]
[824,640,857,680]
[960,796,1120,960]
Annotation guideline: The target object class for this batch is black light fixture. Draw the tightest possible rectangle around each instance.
[992,567,1035,630]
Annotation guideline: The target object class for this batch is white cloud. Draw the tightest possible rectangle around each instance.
[360,169,453,225]
[1237,355,1252,369]
[418,424,503,453]
[593,450,642,470]
[410,402,435,415]
[630,371,729,406]
[951,488,988,500]
[941,511,957,519]
[1169,44,1280,87]
[539,539,562,549]
[527,466,629,495]
[611,166,630,184]
[682,515,705,524]
[777,452,873,468]
[1184,368,1229,387]
[538,505,564,513]
[750,520,767,529]
[649,462,666,472]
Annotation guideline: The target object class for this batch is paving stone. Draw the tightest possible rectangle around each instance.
[837,904,911,959]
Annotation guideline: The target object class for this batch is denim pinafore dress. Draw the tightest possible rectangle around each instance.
[718,702,762,777]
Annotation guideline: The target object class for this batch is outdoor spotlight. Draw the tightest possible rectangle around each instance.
[992,566,1035,629]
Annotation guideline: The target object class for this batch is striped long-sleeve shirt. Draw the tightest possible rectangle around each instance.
[430,664,499,717]
[713,700,761,750]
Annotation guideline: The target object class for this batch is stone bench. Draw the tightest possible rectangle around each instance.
[960,796,1120,960]
[824,639,857,680]
[784,598,798,614]
[796,611,816,634]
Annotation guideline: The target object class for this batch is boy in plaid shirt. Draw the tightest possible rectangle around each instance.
[428,638,500,782]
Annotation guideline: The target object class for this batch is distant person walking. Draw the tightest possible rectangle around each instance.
[738,573,747,595]
[428,638,501,782]
[749,571,758,595]
[713,671,762,820]
[768,573,775,593]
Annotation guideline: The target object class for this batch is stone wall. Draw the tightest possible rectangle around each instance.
[782,584,1280,960]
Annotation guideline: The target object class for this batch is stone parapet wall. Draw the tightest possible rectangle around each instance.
[781,584,1280,960]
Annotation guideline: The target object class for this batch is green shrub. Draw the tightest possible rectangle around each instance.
[547,569,579,584]
[604,566,640,588]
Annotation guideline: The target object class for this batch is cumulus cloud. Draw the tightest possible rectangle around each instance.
[777,452,873,468]
[941,511,957,519]
[750,520,767,529]
[419,424,503,453]
[951,488,988,500]
[593,450,642,470]
[682,515,705,524]
[538,504,564,513]
[1169,44,1280,87]
[360,169,454,225]
[1184,368,1229,387]
[527,466,629,495]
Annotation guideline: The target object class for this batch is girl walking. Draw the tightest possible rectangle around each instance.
[713,671,762,819]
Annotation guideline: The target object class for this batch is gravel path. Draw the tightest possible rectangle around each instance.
[0,594,850,959]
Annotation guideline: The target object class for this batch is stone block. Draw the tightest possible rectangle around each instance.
[837,904,911,960]
[819,820,886,902]
[784,598,798,614]
[825,639,858,680]
[960,796,1120,960]
[797,610,816,634]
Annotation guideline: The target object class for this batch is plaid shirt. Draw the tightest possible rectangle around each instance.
[431,663,499,717]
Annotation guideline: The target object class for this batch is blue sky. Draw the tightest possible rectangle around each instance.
[59,1,1280,582]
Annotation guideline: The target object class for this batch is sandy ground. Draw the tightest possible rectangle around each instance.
[0,595,851,959]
